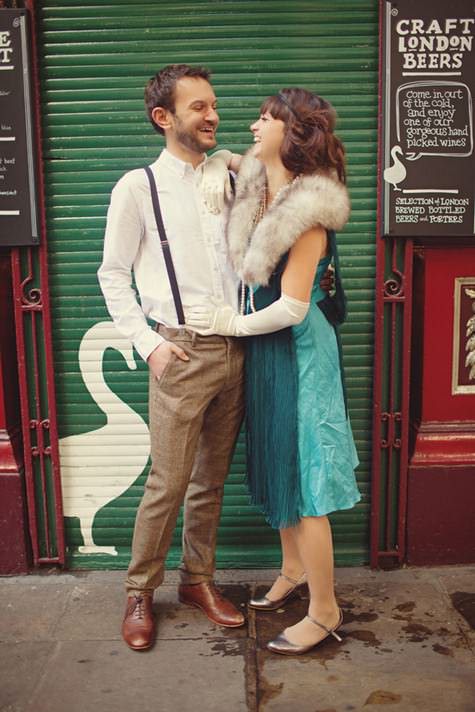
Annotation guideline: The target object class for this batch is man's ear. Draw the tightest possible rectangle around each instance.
[151,106,172,132]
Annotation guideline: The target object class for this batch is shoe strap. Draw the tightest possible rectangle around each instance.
[306,609,343,642]
[279,571,306,586]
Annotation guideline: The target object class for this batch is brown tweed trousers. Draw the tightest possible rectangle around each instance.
[125,325,245,594]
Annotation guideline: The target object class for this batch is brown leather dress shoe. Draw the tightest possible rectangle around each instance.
[122,593,155,650]
[178,582,245,628]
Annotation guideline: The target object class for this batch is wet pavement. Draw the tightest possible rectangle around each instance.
[0,565,474,711]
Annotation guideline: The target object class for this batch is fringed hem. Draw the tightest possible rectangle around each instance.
[249,491,362,530]
[251,498,302,530]
[244,276,301,530]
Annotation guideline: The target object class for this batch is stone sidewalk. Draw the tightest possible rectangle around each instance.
[1,565,474,712]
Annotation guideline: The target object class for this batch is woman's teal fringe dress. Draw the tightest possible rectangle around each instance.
[245,251,361,529]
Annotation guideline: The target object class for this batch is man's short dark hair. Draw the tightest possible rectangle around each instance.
[144,64,211,135]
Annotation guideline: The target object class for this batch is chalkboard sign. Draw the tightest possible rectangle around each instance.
[382,0,475,237]
[0,9,39,246]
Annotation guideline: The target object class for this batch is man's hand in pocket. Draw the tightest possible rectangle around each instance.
[147,341,189,380]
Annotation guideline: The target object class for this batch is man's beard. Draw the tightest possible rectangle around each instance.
[174,115,216,154]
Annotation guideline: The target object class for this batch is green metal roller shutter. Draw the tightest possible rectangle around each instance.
[37,0,378,569]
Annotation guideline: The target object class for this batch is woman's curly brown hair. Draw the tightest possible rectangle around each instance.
[260,88,346,183]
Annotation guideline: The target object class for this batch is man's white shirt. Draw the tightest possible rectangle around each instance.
[98,149,239,361]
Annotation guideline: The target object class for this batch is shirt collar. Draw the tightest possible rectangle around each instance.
[157,148,207,178]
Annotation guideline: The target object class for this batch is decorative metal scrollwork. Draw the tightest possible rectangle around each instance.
[380,412,402,448]
[20,279,42,307]
[384,269,404,298]
[380,412,390,448]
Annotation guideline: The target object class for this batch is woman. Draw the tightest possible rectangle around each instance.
[187,88,360,655]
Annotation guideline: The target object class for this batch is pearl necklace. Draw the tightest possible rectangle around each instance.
[268,175,300,207]
[252,175,300,226]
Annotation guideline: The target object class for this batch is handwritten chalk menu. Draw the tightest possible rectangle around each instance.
[0,9,39,246]
[382,1,475,237]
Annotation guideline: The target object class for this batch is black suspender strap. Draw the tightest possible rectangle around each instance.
[229,171,236,195]
[144,165,185,326]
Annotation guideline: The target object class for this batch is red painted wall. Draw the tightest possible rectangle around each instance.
[407,466,475,565]
[0,252,30,573]
[408,244,475,565]
[418,247,475,423]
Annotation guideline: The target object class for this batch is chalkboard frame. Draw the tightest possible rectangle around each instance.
[381,0,475,238]
[0,8,40,247]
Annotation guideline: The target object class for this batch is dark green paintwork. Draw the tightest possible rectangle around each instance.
[36,0,378,569]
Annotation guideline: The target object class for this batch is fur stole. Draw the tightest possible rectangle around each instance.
[226,150,350,286]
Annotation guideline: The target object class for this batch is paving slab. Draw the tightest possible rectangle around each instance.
[432,565,475,594]
[50,580,128,641]
[10,638,247,712]
[254,573,475,712]
[435,566,475,641]
[0,584,71,643]
[0,566,474,712]
[258,660,475,712]
[43,582,250,642]
[0,577,250,643]
[0,641,56,712]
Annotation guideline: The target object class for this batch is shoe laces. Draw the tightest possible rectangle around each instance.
[131,595,147,620]
[209,583,225,602]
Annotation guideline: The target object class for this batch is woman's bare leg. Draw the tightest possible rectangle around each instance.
[282,515,340,645]
[264,527,306,601]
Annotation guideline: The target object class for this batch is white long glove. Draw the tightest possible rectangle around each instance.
[201,150,234,214]
[185,293,310,336]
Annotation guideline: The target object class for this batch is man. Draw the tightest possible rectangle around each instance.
[98,64,245,651]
